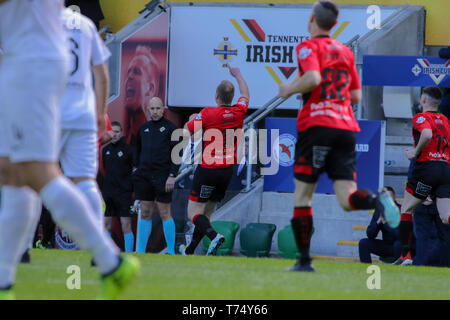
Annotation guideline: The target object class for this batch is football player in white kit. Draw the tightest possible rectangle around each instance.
[0,0,139,300]
[59,7,110,235]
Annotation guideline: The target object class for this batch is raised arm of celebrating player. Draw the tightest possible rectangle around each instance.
[226,64,249,100]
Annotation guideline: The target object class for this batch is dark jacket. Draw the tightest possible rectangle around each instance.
[439,89,450,120]
[439,47,450,59]
[366,205,400,244]
[102,138,135,196]
[437,48,450,118]
[134,117,180,179]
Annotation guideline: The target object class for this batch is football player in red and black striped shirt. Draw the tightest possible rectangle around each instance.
[179,64,250,256]
[393,86,450,265]
[278,0,400,272]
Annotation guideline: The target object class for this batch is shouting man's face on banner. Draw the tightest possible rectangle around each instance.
[124,45,160,115]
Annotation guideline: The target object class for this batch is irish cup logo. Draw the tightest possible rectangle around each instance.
[412,59,450,85]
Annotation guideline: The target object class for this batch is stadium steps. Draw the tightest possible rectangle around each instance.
[211,180,404,259]
[259,192,372,257]
[352,224,367,241]
[384,135,411,196]
[336,240,359,258]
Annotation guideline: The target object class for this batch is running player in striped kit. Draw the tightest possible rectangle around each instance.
[278,0,399,272]
[393,87,450,265]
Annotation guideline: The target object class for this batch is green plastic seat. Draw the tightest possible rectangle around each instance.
[202,221,240,255]
[277,224,315,259]
[239,223,277,257]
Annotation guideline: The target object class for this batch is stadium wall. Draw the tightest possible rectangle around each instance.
[99,0,449,46]
[357,5,425,121]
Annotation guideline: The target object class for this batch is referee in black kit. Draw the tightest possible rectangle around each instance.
[102,121,136,252]
[134,97,179,255]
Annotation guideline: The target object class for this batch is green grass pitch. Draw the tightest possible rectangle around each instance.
[12,249,450,300]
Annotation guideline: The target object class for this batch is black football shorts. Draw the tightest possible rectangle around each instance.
[406,161,450,200]
[294,126,357,183]
[133,173,173,203]
[104,192,133,218]
[189,166,233,203]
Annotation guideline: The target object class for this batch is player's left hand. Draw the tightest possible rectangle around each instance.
[377,216,386,225]
[423,196,433,205]
[405,147,416,160]
[165,176,176,192]
[130,200,140,215]
[278,83,292,99]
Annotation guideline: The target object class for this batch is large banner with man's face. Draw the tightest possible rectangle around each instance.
[107,12,169,146]
[167,5,398,109]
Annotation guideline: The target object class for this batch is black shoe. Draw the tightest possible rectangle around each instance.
[20,250,30,264]
[90,258,96,267]
[287,260,315,272]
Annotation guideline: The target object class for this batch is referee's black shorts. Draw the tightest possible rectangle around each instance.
[294,126,357,183]
[406,161,450,200]
[189,166,233,203]
[104,192,133,218]
[133,173,173,203]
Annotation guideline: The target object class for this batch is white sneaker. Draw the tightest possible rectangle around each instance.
[400,258,413,265]
[179,244,187,256]
[206,234,225,256]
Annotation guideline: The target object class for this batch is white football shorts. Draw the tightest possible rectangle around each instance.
[59,129,98,179]
[0,59,68,162]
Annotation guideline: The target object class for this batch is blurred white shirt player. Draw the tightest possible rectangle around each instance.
[0,0,134,299]
[59,7,111,231]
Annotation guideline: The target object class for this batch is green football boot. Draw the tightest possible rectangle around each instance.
[97,255,140,300]
[0,289,15,300]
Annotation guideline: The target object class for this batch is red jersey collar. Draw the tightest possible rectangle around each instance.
[313,35,330,39]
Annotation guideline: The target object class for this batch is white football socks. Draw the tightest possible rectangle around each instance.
[76,179,104,231]
[0,186,39,288]
[40,176,119,274]
[24,193,42,250]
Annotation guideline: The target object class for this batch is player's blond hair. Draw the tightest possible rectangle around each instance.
[216,80,235,105]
